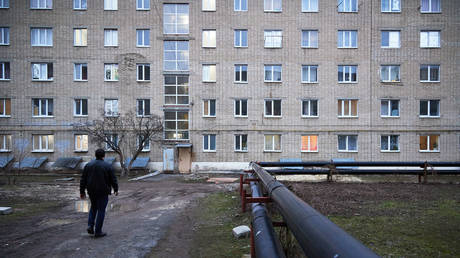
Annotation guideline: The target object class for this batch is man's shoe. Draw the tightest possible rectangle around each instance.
[94,232,107,238]
[87,227,94,235]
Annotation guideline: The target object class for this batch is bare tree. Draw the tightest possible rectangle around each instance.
[2,129,30,185]
[74,110,163,177]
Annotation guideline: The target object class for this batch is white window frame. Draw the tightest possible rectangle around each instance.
[137,99,151,117]
[31,63,53,81]
[234,29,248,48]
[31,28,52,46]
[74,98,88,117]
[301,30,318,48]
[420,65,440,82]
[338,65,357,83]
[30,0,52,9]
[264,99,282,117]
[302,0,318,12]
[0,0,9,8]
[74,63,88,81]
[202,0,216,11]
[104,63,119,81]
[338,0,357,12]
[137,135,150,152]
[203,99,216,117]
[164,110,189,140]
[73,0,87,10]
[380,135,399,152]
[264,30,282,48]
[337,135,358,152]
[104,0,117,10]
[137,0,149,10]
[0,134,11,152]
[264,134,281,152]
[264,65,282,82]
[202,30,216,48]
[301,99,318,117]
[0,62,10,80]
[136,63,150,81]
[74,134,88,152]
[163,41,189,71]
[381,30,400,48]
[419,135,440,152]
[264,0,282,12]
[420,31,440,48]
[234,64,248,83]
[338,30,357,48]
[235,134,248,152]
[301,65,318,83]
[421,0,441,13]
[420,100,440,118]
[163,4,189,34]
[104,99,119,116]
[381,0,400,12]
[203,134,216,152]
[164,75,189,106]
[380,65,400,82]
[32,134,54,152]
[0,98,11,117]
[234,99,248,117]
[234,0,248,11]
[105,134,119,151]
[32,98,53,117]
[74,28,87,46]
[0,27,9,45]
[136,29,150,47]
[301,135,318,152]
[380,99,400,117]
[338,99,358,117]
[202,64,216,82]
[104,29,118,47]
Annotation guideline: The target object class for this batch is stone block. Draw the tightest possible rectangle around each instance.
[0,207,13,215]
[232,225,251,239]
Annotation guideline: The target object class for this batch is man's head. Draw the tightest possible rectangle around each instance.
[95,148,105,160]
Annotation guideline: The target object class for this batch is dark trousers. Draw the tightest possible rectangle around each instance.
[88,194,109,234]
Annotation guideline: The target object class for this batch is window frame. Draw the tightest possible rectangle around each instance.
[202,30,216,48]
[202,0,216,11]
[202,64,217,82]
[234,134,248,152]
[203,134,216,152]
[136,29,150,47]
[338,0,358,12]
[32,134,54,152]
[163,41,189,71]
[73,28,87,46]
[264,134,281,152]
[337,135,358,152]
[380,135,400,152]
[380,99,400,117]
[301,99,319,118]
[264,99,282,117]
[104,0,118,10]
[337,30,358,48]
[419,99,440,118]
[0,62,10,80]
[0,27,10,45]
[74,63,88,81]
[104,63,119,81]
[31,27,53,47]
[381,30,400,48]
[164,110,189,140]
[264,30,282,48]
[137,0,150,10]
[73,0,87,10]
[104,29,118,47]
[419,135,440,152]
[164,75,189,106]
[0,134,12,152]
[74,98,88,117]
[32,98,54,117]
[301,135,319,152]
[234,0,248,11]
[234,64,248,83]
[203,99,216,117]
[301,0,318,12]
[0,0,9,9]
[420,31,440,48]
[104,99,119,117]
[234,99,248,117]
[381,0,401,12]
[380,65,401,82]
[136,99,151,117]
[301,30,318,48]
[30,0,52,9]
[74,134,88,152]
[338,99,358,118]
[338,65,357,83]
[0,98,11,117]
[264,0,282,12]
[163,4,189,34]
[234,29,248,48]
[420,64,440,82]
[137,135,150,152]
[301,65,318,83]
[136,63,151,82]
[105,134,119,151]
[264,65,282,82]
[31,63,53,81]
[420,0,441,13]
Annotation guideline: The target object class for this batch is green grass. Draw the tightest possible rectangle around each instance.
[0,199,62,225]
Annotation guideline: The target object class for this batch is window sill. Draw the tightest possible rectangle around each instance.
[338,11,358,13]
[234,46,248,48]
[420,81,440,83]
[104,80,119,82]
[203,116,216,118]
[32,150,54,153]
[381,46,400,49]
[74,45,88,47]
[338,116,358,118]
[420,47,441,49]
[74,80,88,82]
[338,47,358,49]
[264,116,282,118]
[136,46,150,48]
[0,79,11,81]
[141,149,150,152]
[202,81,216,83]
[338,150,358,153]
[381,150,400,153]
[74,150,88,153]
[202,46,216,49]
[136,80,151,83]
[380,116,400,118]
[301,116,319,118]
[0,150,11,153]
[338,82,358,84]
[420,11,442,14]
[301,11,319,13]
[301,46,318,49]
[264,81,282,83]
[31,45,53,47]
[264,46,282,49]
[419,150,440,153]
[136,9,150,11]
[301,81,318,84]
[74,115,88,117]
[32,79,53,82]
[234,81,248,84]
[234,116,248,118]
[419,116,440,119]
[137,115,152,117]
[203,150,217,153]
[202,9,216,12]
[301,150,318,153]
[30,8,53,10]
[381,11,401,13]
[104,46,119,48]
[264,150,282,153]
[73,8,87,11]
[0,115,11,118]
[381,81,401,83]
[264,10,282,13]
[0,44,10,46]
[103,9,118,11]
[32,116,54,118]
[235,150,248,153]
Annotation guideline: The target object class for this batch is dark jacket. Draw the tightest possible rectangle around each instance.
[80,159,118,197]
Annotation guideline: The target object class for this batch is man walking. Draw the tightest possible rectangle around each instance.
[80,148,118,238]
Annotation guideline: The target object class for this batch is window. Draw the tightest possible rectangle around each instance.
[381,135,399,152]
[264,134,281,152]
[338,0,357,12]
[164,75,189,105]
[0,27,9,45]
[74,0,87,10]
[264,0,282,11]
[104,29,118,46]
[104,64,118,81]
[420,135,439,152]
[137,135,150,151]
[31,28,52,46]
[380,65,400,82]
[338,30,357,48]
[203,99,216,117]
[264,65,282,82]
[33,135,54,152]
[202,0,216,11]
[235,65,248,83]
[74,28,87,46]
[301,30,318,48]
[75,134,88,152]
[31,63,53,81]
[163,4,189,34]
[164,41,189,71]
[0,98,11,117]
[264,30,282,48]
[203,134,216,151]
[0,0,9,8]
[301,135,318,152]
[338,65,357,83]
[164,111,189,140]
[202,64,216,82]
[104,99,118,116]
[32,98,53,117]
[338,99,358,117]
[381,31,400,48]
[302,99,318,117]
[338,135,357,151]
[137,0,149,10]
[420,65,440,82]
[234,30,248,47]
[264,99,282,117]
[301,65,318,83]
[0,135,11,152]
[0,62,10,80]
[380,99,399,117]
[74,99,88,116]
[137,64,150,81]
[234,99,248,117]
[136,29,150,47]
[31,0,52,9]
[202,30,216,48]
[74,63,88,81]
[104,0,117,10]
[421,0,440,13]
[302,0,318,12]
[381,0,400,12]
[420,100,440,117]
[234,0,247,11]
[420,31,440,48]
[235,134,248,152]
[105,134,118,151]
[137,99,150,116]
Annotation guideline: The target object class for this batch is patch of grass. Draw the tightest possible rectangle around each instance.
[0,199,63,225]
[189,192,251,258]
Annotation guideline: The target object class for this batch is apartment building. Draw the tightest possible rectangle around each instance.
[0,0,459,171]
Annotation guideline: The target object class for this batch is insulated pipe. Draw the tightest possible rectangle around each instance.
[251,162,379,258]
[250,180,286,258]
[266,169,460,175]
[257,161,460,167]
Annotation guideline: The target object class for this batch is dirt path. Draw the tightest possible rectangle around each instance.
[0,174,228,258]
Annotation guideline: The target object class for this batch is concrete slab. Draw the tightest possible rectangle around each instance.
[128,171,161,181]
[232,225,251,239]
[0,207,13,215]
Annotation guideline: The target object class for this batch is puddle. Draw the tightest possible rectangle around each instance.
[75,200,90,213]
[110,201,139,212]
